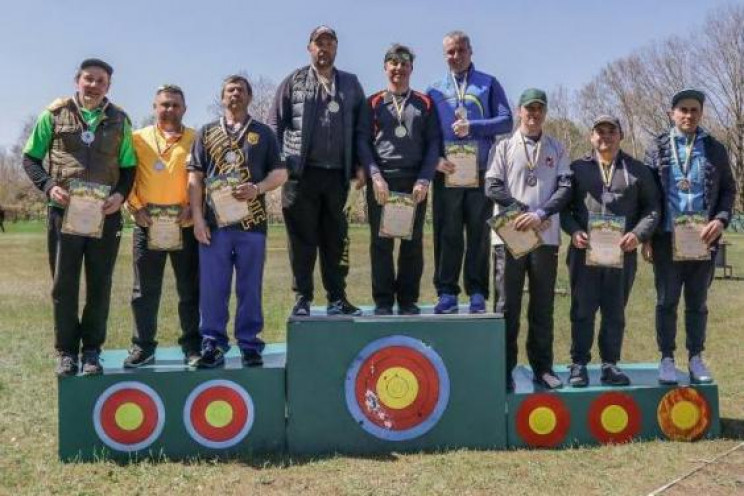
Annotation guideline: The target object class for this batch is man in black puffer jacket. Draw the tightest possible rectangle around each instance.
[269,25,372,317]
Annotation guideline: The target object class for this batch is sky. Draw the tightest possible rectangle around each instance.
[0,0,739,148]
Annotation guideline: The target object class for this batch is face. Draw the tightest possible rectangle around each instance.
[443,36,472,74]
[221,81,252,112]
[671,98,703,134]
[308,34,337,70]
[75,67,110,107]
[153,91,186,127]
[519,103,546,134]
[385,57,413,88]
[591,123,623,156]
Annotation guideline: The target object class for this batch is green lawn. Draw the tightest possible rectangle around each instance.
[0,222,743,495]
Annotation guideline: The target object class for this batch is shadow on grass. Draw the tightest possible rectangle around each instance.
[720,418,744,439]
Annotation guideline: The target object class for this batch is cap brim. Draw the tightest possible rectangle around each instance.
[520,99,547,107]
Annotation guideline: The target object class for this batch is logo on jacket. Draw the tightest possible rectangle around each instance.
[246,132,260,145]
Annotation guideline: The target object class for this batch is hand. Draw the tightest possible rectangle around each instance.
[49,185,70,206]
[452,119,470,138]
[371,174,389,205]
[233,182,259,201]
[193,217,211,245]
[641,242,653,263]
[701,219,724,245]
[412,181,429,204]
[619,232,639,252]
[102,193,124,215]
[177,205,192,225]
[436,158,456,175]
[354,168,366,190]
[537,218,552,232]
[514,212,542,231]
[572,231,589,249]
[133,208,152,228]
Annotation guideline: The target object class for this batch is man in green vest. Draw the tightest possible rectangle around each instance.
[22,58,137,377]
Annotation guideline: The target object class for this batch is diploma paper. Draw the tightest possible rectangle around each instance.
[487,204,542,259]
[673,213,710,261]
[379,193,416,240]
[147,204,182,251]
[206,172,252,228]
[587,214,625,268]
[445,141,479,188]
[61,180,110,238]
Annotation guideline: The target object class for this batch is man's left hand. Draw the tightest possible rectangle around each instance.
[701,219,724,245]
[177,205,192,225]
[412,182,429,204]
[514,212,541,231]
[102,193,124,215]
[619,232,639,252]
[233,183,259,201]
[353,168,366,190]
[452,119,470,138]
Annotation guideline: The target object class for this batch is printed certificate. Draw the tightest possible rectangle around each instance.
[379,193,416,240]
[206,172,252,228]
[147,204,182,251]
[673,212,710,261]
[61,180,110,238]
[587,214,625,268]
[444,141,479,188]
[487,204,542,258]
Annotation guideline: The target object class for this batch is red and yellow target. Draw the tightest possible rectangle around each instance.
[657,388,710,441]
[345,335,450,441]
[515,393,571,448]
[183,379,255,449]
[588,392,641,444]
[93,382,165,452]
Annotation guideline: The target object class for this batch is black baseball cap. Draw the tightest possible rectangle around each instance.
[672,88,705,108]
[309,25,337,43]
[79,58,113,77]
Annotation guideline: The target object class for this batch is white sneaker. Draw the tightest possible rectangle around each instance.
[689,355,713,384]
[658,357,678,385]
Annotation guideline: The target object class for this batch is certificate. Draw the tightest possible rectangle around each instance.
[444,141,479,188]
[206,172,252,228]
[487,204,542,259]
[61,180,110,238]
[379,193,416,240]
[673,212,710,261]
[147,204,182,251]
[587,214,624,268]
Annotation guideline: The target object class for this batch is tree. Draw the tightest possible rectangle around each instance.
[207,73,277,123]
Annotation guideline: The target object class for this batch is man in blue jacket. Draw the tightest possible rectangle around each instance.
[427,31,513,314]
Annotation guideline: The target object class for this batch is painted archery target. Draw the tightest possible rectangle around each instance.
[344,335,450,441]
[515,393,571,447]
[93,382,165,452]
[657,387,710,441]
[588,392,641,444]
[183,379,255,449]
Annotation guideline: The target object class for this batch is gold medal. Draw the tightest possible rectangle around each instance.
[677,178,691,191]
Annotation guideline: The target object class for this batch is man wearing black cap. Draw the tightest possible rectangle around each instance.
[486,88,572,390]
[269,26,372,317]
[358,44,441,315]
[22,58,136,376]
[561,115,659,387]
[644,89,735,385]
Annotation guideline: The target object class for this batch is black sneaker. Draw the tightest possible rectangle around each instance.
[327,298,362,316]
[398,303,421,315]
[534,370,563,390]
[196,343,226,369]
[569,363,589,388]
[56,353,79,377]
[291,296,311,317]
[374,306,393,316]
[81,351,103,376]
[123,347,155,368]
[241,349,263,367]
[600,363,631,386]
[184,349,201,366]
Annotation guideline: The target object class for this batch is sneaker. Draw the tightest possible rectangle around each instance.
[600,363,630,386]
[184,350,201,366]
[434,294,458,314]
[689,355,713,384]
[327,298,363,316]
[81,351,103,376]
[291,296,311,317]
[241,349,263,367]
[56,353,79,377]
[658,357,678,385]
[374,306,393,316]
[568,363,589,388]
[535,370,563,390]
[469,293,486,314]
[196,342,226,369]
[123,347,155,369]
[398,303,421,315]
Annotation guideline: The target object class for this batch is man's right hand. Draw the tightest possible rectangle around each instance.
[641,242,653,263]
[193,217,211,245]
[436,158,456,175]
[134,208,152,228]
[49,185,70,206]
[372,174,390,205]
[572,231,589,249]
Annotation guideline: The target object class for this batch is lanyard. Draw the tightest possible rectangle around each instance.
[597,155,629,215]
[389,90,410,126]
[152,124,184,160]
[520,134,542,172]
[449,71,468,107]
[314,67,336,99]
[670,130,696,177]
[220,116,252,147]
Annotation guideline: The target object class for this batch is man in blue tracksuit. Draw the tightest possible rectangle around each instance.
[427,30,513,314]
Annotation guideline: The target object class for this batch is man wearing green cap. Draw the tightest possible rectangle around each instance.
[644,89,735,385]
[486,88,572,390]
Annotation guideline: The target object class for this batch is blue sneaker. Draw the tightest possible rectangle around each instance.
[434,294,458,314]
[469,293,486,314]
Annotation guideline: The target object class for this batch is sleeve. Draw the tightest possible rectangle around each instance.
[468,78,514,137]
[484,139,521,208]
[22,110,54,160]
[267,74,292,158]
[538,140,573,217]
[630,163,661,242]
[112,167,135,198]
[126,134,145,211]
[712,142,736,227]
[22,154,55,194]
[118,119,137,168]
[353,78,376,176]
[560,162,585,236]
[186,127,208,174]
[418,101,442,182]
[265,127,285,172]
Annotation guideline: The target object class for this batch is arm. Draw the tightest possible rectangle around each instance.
[630,163,661,242]
[355,93,378,177]
[468,78,513,137]
[22,110,56,194]
[537,141,573,217]
[559,164,584,237]
[103,118,137,214]
[267,74,292,154]
[484,140,520,208]
[419,102,443,182]
[712,143,736,227]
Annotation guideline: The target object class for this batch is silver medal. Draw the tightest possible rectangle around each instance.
[526,172,537,187]
[225,150,238,164]
[81,130,95,145]
[394,125,407,138]
[327,100,340,113]
[154,161,165,171]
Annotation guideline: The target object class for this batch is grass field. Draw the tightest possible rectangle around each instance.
[0,221,743,495]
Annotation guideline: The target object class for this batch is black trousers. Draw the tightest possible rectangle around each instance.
[366,176,427,308]
[568,247,637,365]
[504,245,558,376]
[432,170,492,297]
[282,167,349,302]
[492,244,506,313]
[47,206,122,355]
[652,232,715,358]
[130,225,200,354]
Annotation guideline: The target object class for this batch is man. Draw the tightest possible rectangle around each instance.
[22,59,136,376]
[269,26,371,317]
[427,30,513,314]
[486,89,572,390]
[358,44,440,315]
[561,116,659,387]
[123,84,200,367]
[644,89,735,385]
[188,75,287,368]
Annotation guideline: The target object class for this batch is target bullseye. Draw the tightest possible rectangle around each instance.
[184,380,255,449]
[658,388,710,441]
[588,392,641,444]
[93,382,165,452]
[516,393,570,447]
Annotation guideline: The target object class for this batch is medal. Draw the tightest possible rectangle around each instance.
[81,130,95,145]
[521,132,542,188]
[677,178,691,191]
[153,161,165,171]
[389,90,411,139]
[526,172,537,187]
[394,125,407,138]
[670,130,696,196]
[455,106,468,120]
[327,100,340,113]
[225,150,238,164]
[450,71,469,121]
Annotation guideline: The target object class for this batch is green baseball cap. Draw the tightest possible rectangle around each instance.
[518,88,548,107]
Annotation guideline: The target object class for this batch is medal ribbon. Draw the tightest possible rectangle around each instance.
[389,90,411,128]
[314,68,337,101]
[520,133,542,174]
[449,71,468,108]
[220,116,253,149]
[152,124,184,160]
[670,130,697,212]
